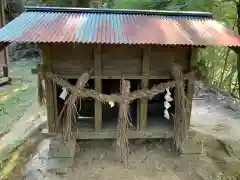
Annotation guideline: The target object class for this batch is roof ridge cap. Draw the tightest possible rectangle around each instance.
[24,6,213,18]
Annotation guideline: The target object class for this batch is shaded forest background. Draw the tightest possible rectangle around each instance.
[3,0,240,98]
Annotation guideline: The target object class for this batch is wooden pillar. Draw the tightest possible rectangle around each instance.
[3,47,9,77]
[172,65,186,153]
[3,66,8,77]
[42,44,58,133]
[187,47,198,128]
[0,1,8,78]
[140,45,150,130]
[137,84,140,130]
[94,44,102,131]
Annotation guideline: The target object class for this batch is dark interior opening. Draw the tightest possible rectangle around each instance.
[147,79,175,129]
[56,78,176,131]
[56,79,95,129]
[102,79,140,129]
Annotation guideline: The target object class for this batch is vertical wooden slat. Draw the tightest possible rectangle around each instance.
[42,44,57,133]
[137,84,140,130]
[94,44,102,131]
[52,81,58,130]
[140,45,151,130]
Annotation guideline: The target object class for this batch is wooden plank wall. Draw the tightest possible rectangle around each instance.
[50,44,188,79]
[150,45,188,76]
[101,44,142,77]
[48,43,190,131]
[51,43,94,77]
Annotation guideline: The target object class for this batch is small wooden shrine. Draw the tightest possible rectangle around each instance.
[0,7,240,154]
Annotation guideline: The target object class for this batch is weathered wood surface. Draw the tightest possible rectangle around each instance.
[102,45,142,76]
[42,128,173,139]
[118,79,131,166]
[43,42,192,137]
[140,45,150,130]
[41,44,58,133]
[150,45,188,76]
[50,44,189,78]
[187,47,198,127]
[94,44,102,131]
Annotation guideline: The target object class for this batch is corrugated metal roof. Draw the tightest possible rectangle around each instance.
[0,7,239,46]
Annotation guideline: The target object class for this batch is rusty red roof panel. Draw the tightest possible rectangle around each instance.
[0,7,239,46]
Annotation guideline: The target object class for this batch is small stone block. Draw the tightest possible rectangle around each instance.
[42,157,74,170]
[48,139,76,158]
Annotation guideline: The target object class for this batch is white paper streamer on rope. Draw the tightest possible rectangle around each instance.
[164,101,171,109]
[164,88,173,119]
[164,93,173,102]
[109,101,115,108]
[166,88,171,95]
[164,109,170,119]
[59,87,68,100]
[164,88,173,102]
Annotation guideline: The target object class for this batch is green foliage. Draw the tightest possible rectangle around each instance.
[113,0,172,9]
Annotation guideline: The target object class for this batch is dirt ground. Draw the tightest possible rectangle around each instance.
[1,59,240,180]
[0,58,37,136]
[18,96,240,180]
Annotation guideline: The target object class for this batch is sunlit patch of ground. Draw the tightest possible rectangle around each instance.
[0,59,37,136]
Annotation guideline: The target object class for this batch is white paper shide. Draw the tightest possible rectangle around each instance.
[164,88,173,119]
[59,87,68,100]
[109,101,115,108]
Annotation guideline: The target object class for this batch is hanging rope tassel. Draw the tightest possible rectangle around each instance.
[117,79,131,168]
